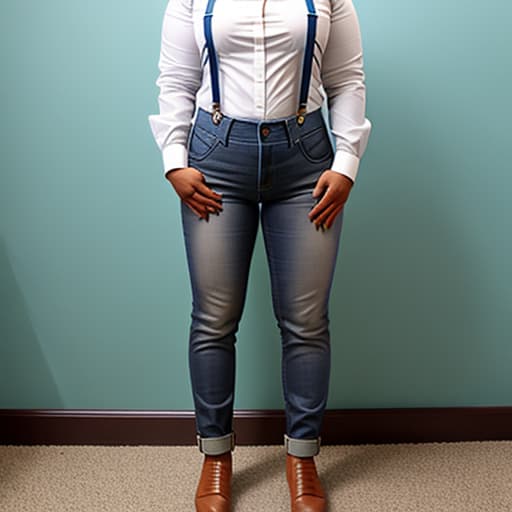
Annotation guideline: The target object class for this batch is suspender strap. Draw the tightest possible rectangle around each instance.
[297,0,318,125]
[203,0,318,126]
[204,0,223,124]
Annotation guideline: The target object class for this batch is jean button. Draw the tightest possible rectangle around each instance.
[261,126,270,137]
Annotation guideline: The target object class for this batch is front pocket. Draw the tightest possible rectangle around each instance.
[188,124,221,161]
[297,125,334,164]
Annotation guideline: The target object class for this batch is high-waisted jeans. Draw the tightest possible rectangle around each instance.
[181,106,344,457]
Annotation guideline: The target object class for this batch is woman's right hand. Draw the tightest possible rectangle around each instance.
[165,167,223,221]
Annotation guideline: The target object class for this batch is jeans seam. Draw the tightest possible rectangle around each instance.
[261,214,289,434]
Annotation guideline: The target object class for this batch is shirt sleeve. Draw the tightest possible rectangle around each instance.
[321,0,372,184]
[147,0,202,178]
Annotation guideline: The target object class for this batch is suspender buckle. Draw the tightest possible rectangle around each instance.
[211,103,223,125]
[296,105,307,126]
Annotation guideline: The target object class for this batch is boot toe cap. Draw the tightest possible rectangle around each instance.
[195,494,231,512]
[294,494,327,512]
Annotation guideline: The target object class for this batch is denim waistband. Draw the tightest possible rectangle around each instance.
[193,106,327,146]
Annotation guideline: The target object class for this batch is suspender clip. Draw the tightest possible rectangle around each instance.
[211,103,223,125]
[296,105,307,126]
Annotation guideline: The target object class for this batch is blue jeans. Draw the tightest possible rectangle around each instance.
[182,106,344,457]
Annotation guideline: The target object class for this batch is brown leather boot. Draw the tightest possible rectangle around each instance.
[194,450,232,512]
[286,454,327,512]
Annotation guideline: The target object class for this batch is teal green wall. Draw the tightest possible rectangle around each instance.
[1,1,511,410]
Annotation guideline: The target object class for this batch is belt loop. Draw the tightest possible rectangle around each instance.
[284,119,293,148]
[285,116,300,147]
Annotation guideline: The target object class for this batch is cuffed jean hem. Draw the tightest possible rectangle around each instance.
[196,431,236,455]
[284,433,321,457]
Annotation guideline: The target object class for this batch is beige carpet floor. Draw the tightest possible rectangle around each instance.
[1,441,511,511]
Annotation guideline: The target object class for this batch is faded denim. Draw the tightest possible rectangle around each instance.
[181,106,344,456]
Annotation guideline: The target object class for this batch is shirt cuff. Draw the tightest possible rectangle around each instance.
[162,143,189,177]
[329,150,360,183]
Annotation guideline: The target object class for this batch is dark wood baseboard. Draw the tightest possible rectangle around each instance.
[1,407,511,446]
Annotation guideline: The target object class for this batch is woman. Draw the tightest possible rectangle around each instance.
[148,0,371,509]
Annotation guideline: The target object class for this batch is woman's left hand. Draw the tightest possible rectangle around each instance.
[308,170,354,230]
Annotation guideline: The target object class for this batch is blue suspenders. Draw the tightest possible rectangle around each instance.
[203,0,223,124]
[203,0,318,126]
[298,0,318,124]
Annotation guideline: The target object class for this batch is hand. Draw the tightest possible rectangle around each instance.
[166,167,223,221]
[308,170,353,230]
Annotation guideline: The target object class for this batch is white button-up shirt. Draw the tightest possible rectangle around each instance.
[148,0,372,183]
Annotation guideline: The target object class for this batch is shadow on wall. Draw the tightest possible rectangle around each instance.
[0,236,63,408]
[327,73,492,408]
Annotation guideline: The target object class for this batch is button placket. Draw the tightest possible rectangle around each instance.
[253,1,266,114]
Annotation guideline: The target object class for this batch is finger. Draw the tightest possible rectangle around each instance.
[312,174,328,199]
[184,199,204,219]
[187,196,210,220]
[308,188,336,220]
[206,205,220,215]
[313,201,338,227]
[324,204,344,229]
[191,191,223,212]
[195,180,223,203]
